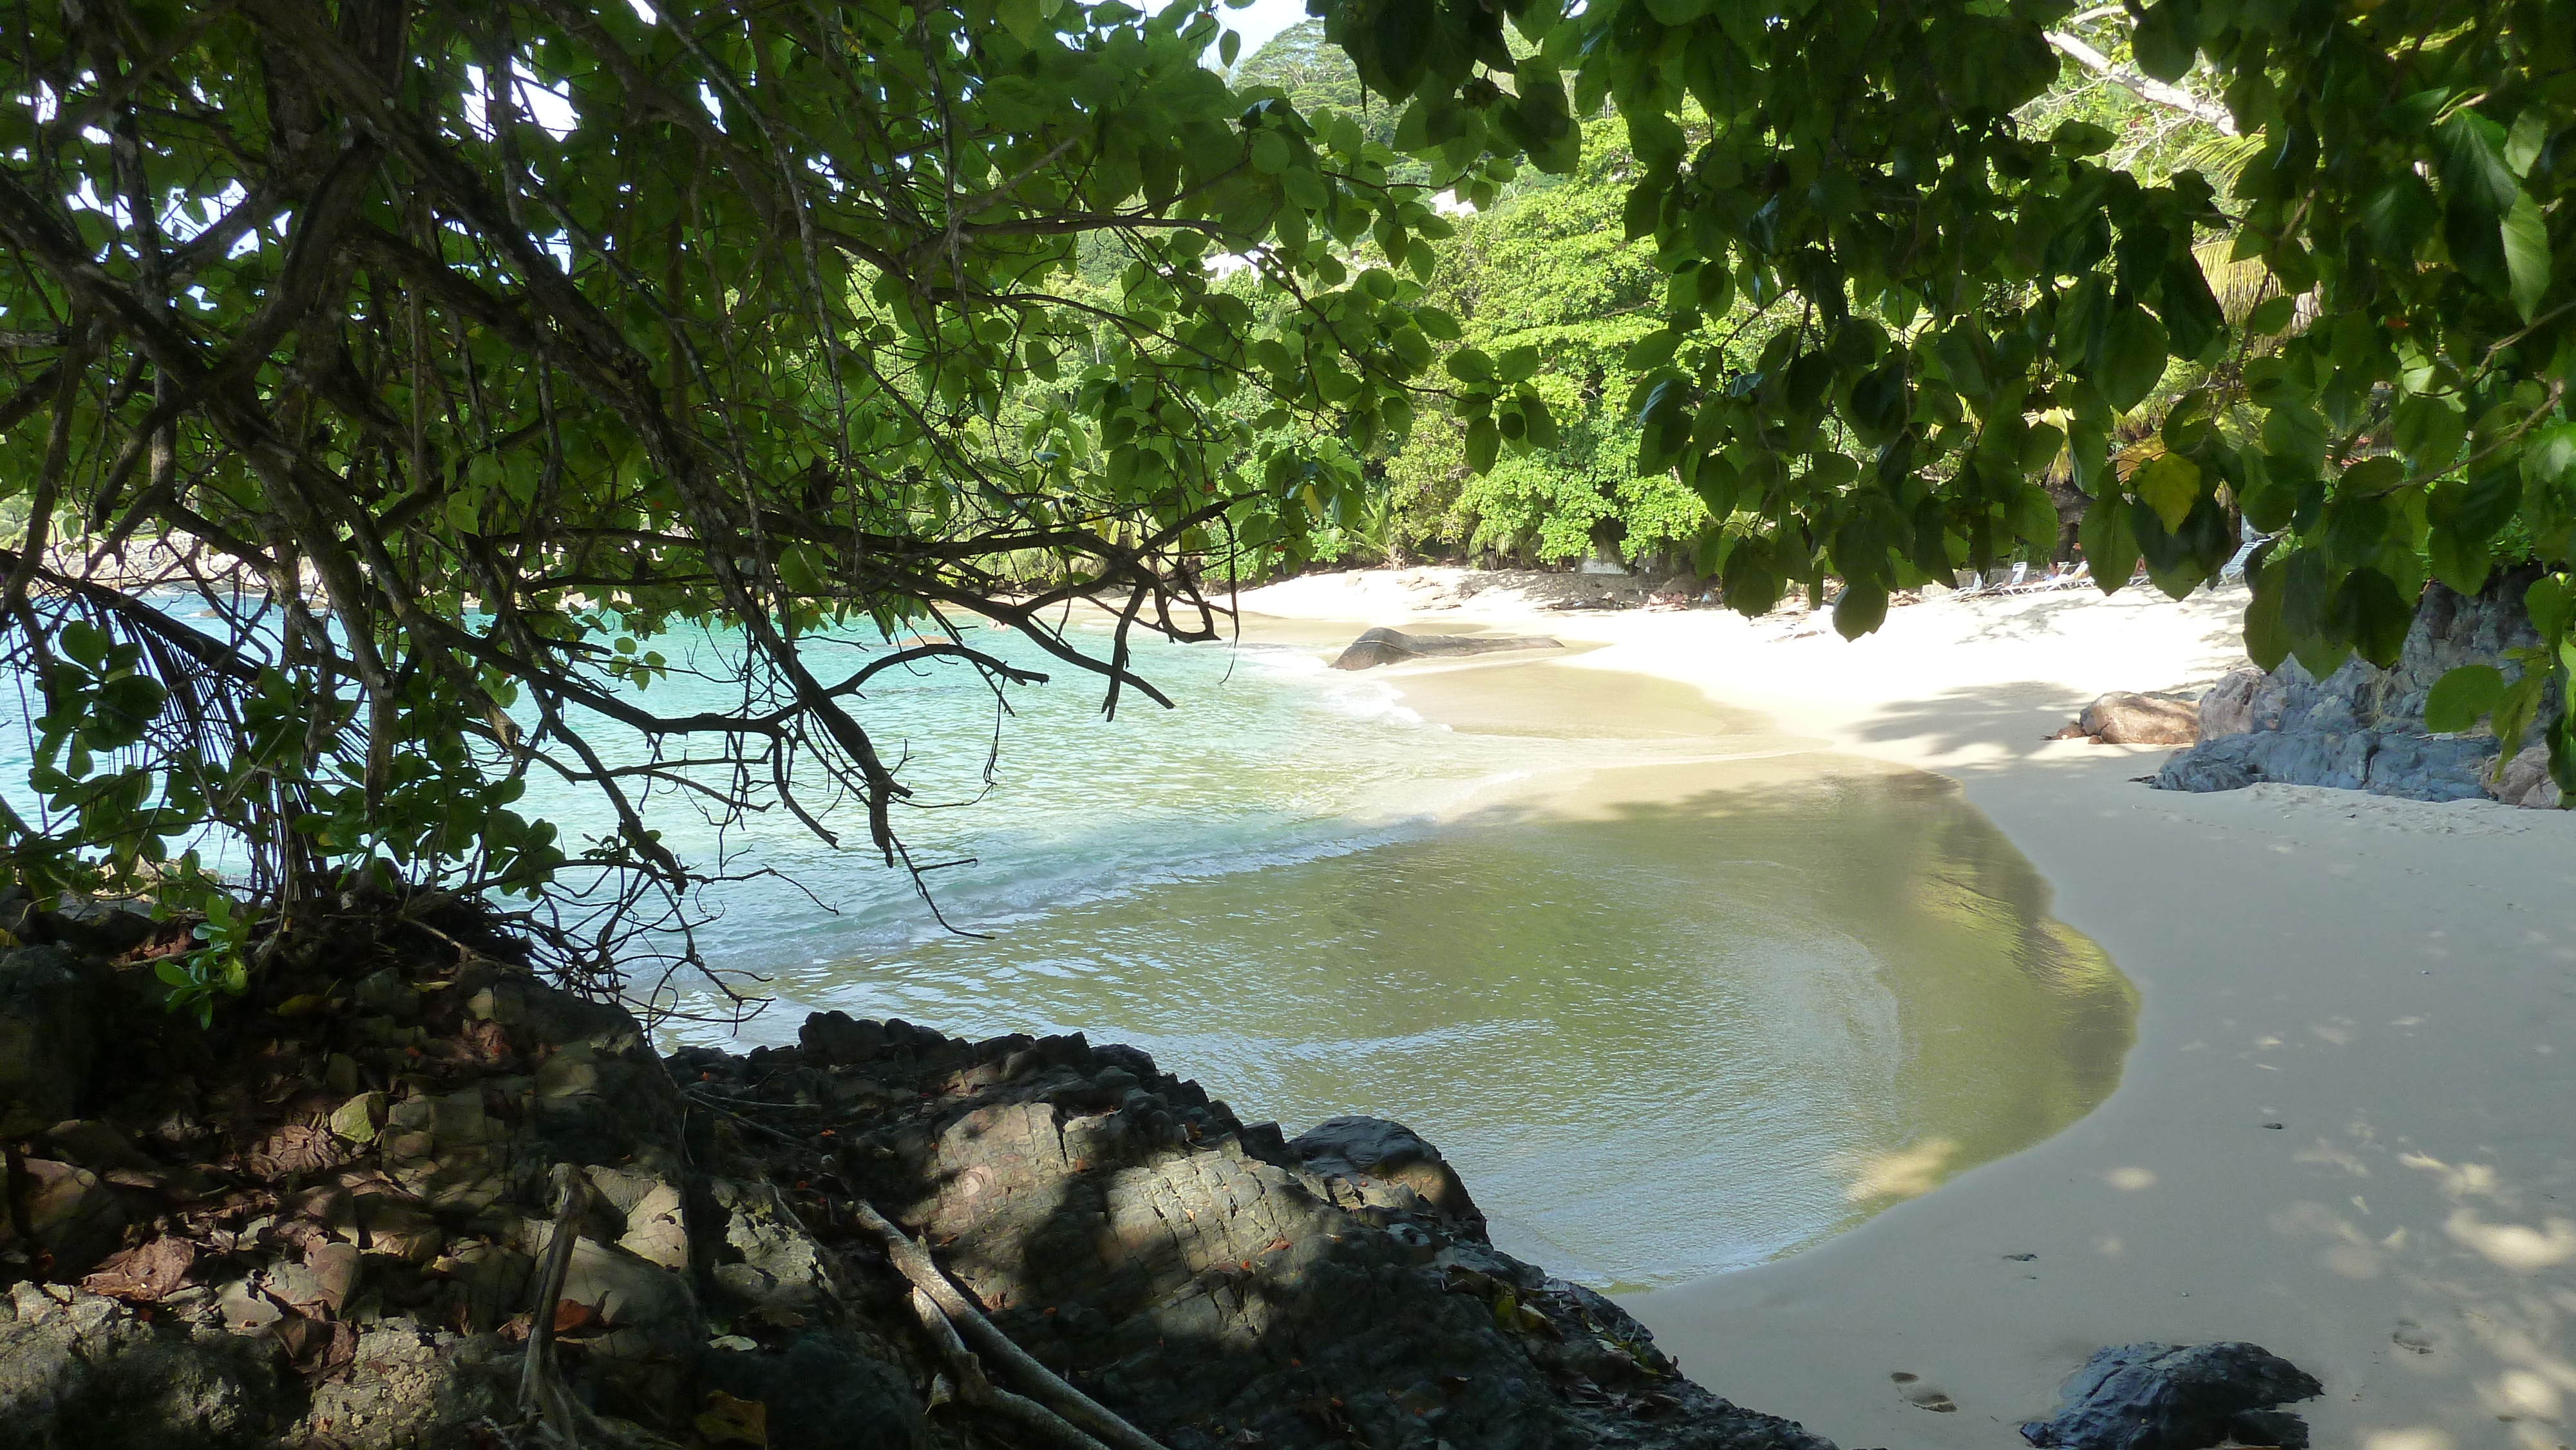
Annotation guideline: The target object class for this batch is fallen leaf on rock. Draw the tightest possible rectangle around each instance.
[81,1236,194,1302]
[695,1389,768,1447]
[243,1125,345,1180]
[553,1298,601,1333]
[305,1241,361,1313]
[272,1310,358,1379]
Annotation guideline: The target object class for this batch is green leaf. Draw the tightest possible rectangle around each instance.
[2423,664,2506,733]
[1694,530,1736,578]
[1625,329,1682,372]
[2426,525,2492,598]
[2131,0,2199,83]
[1833,581,1888,640]
[2502,191,2551,323]
[999,0,1043,45]
[1372,0,1434,98]
[1625,108,1686,173]
[2079,488,2139,594]
[2527,574,2575,641]
[2244,558,2290,671]
[2506,111,2549,178]
[2098,305,2167,413]
[1846,363,1910,447]
[2359,173,2439,258]
[1466,416,1500,473]
[2392,395,2467,475]
[1521,393,1560,450]
[2051,120,2116,157]
[59,621,109,670]
[2435,112,2517,219]
[2133,452,2202,532]
[2247,294,2296,334]
[2159,259,2225,360]
[2339,455,2408,498]
[2492,670,2548,758]
[1250,129,1291,175]
[2331,567,2412,667]
[2550,709,2576,801]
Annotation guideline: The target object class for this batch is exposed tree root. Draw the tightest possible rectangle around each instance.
[857,1198,1170,1450]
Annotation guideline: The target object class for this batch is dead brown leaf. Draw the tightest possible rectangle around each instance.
[272,1311,358,1380]
[80,1237,194,1303]
[695,1390,768,1448]
[242,1125,346,1180]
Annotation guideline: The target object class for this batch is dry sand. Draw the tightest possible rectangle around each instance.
[1236,568,2576,1450]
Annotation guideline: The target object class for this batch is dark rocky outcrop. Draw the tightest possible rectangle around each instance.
[0,902,1835,1450]
[795,1013,1832,1450]
[2020,1341,2324,1450]
[1331,627,1563,670]
[2157,572,2562,802]
[1291,1115,1487,1231]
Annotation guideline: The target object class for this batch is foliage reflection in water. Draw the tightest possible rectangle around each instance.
[759,742,2133,1290]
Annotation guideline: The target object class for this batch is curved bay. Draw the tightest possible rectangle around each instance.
[772,720,2133,1290]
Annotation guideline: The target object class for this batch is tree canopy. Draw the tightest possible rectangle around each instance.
[0,0,1504,1001]
[1316,0,2574,784]
[2,0,2572,1008]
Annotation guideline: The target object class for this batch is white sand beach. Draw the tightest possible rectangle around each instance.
[1236,568,2576,1450]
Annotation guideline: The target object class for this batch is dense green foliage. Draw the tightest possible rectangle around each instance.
[1236,19,1397,147]
[1321,0,2576,791]
[1383,118,1712,568]
[0,0,1509,988]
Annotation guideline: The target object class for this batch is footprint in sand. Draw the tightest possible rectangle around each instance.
[2392,1321,2436,1355]
[1889,1372,1958,1413]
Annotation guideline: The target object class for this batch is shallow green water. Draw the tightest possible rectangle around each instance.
[735,661,2134,1288]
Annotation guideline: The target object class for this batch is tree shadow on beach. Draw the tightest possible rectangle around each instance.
[1842,681,2101,761]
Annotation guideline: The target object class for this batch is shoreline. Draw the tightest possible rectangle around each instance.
[1238,568,2576,1450]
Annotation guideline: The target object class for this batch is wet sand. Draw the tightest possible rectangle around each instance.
[1239,571,2576,1450]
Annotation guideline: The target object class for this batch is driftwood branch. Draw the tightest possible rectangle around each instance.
[855,1200,1170,1450]
[905,1286,1115,1450]
[2045,31,2239,135]
[521,1165,598,1441]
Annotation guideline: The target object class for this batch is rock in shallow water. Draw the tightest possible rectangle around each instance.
[2019,1341,2323,1450]
[1330,626,1563,670]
